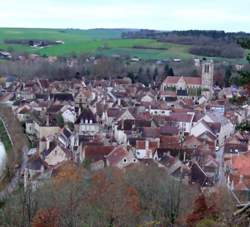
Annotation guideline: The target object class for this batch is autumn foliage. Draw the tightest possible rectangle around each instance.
[32,208,59,227]
[186,194,218,226]
[52,161,82,186]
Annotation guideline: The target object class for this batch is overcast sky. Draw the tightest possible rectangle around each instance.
[1,0,250,32]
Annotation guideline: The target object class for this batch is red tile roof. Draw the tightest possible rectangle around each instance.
[163,76,201,85]
[84,145,114,162]
[105,146,128,166]
[230,153,250,176]
[169,113,194,122]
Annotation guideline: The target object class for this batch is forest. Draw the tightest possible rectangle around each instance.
[0,164,239,227]
[122,30,250,59]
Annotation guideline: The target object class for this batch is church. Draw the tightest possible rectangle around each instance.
[161,60,214,98]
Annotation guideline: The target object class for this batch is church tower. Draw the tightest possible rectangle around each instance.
[201,60,214,91]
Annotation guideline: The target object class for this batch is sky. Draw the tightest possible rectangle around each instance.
[1,0,250,32]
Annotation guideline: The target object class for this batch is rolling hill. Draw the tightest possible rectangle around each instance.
[0,28,248,63]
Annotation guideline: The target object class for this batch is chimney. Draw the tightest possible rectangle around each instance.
[118,98,121,106]
[145,140,149,150]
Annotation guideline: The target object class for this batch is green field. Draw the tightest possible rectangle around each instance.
[0,28,248,63]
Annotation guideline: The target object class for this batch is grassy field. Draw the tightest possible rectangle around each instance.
[0,28,248,63]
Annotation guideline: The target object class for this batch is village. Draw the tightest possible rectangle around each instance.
[0,57,249,209]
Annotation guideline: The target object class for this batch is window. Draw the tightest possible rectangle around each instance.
[123,158,127,163]
[205,64,210,73]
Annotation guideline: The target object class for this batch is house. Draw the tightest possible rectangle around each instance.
[25,157,45,179]
[191,120,217,141]
[16,105,31,122]
[140,93,155,103]
[190,162,213,187]
[33,118,61,139]
[105,146,137,168]
[75,108,99,135]
[224,132,249,154]
[135,139,160,159]
[58,127,74,149]
[5,75,17,88]
[168,112,195,133]
[0,51,12,60]
[202,112,235,146]
[225,152,250,203]
[62,108,76,123]
[42,141,72,167]
[81,145,114,170]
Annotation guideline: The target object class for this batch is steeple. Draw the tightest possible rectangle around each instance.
[201,60,214,91]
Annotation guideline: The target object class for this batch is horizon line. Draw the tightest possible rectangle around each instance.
[0,26,249,34]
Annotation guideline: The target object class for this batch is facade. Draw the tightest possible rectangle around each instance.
[161,60,214,98]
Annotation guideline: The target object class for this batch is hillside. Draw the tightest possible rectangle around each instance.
[0,28,249,63]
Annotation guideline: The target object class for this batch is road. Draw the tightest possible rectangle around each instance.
[216,145,226,185]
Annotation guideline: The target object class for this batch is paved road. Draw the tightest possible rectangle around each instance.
[216,145,226,185]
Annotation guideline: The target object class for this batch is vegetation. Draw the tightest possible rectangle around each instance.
[236,37,250,94]
[190,44,244,59]
[0,105,28,186]
[0,165,199,226]
[0,120,12,153]
[0,164,239,226]
[236,121,250,132]
[0,28,248,62]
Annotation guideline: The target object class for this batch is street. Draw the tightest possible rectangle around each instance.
[216,145,226,185]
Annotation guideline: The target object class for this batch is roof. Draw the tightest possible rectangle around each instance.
[169,113,194,123]
[27,157,44,170]
[163,76,201,85]
[75,108,97,124]
[62,128,72,138]
[160,135,180,149]
[160,125,179,135]
[142,127,161,138]
[229,153,250,177]
[84,145,114,162]
[190,162,210,186]
[50,93,74,102]
[105,146,128,166]
[47,104,63,113]
[107,108,121,118]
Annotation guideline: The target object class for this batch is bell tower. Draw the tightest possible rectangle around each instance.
[201,60,214,91]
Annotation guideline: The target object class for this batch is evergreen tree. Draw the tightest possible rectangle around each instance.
[153,68,159,81]
[237,40,250,94]
[164,64,170,74]
[168,67,175,76]
[224,65,232,87]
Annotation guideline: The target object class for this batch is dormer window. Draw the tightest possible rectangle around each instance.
[90,120,93,124]
[85,119,88,124]
[123,158,127,163]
